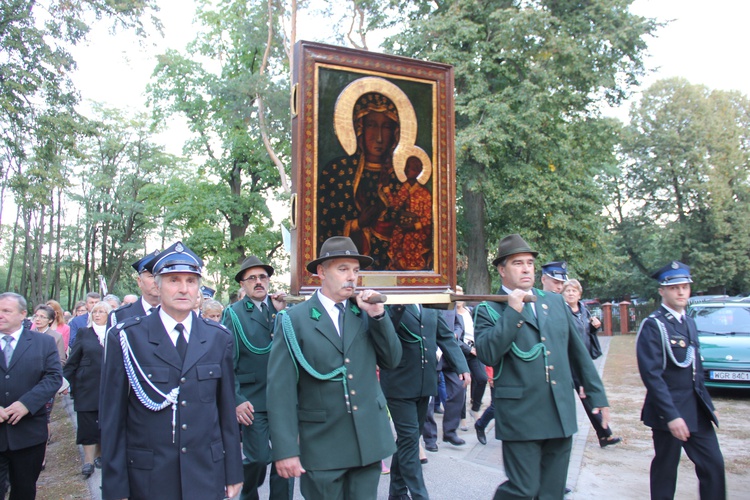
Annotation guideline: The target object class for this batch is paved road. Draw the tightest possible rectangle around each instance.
[74,338,612,499]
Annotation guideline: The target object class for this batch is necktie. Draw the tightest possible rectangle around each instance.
[148,307,157,315]
[3,335,13,366]
[334,303,346,337]
[260,302,268,323]
[175,323,188,361]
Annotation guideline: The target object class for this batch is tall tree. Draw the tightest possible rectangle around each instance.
[367,0,658,293]
[148,0,293,283]
[614,78,750,295]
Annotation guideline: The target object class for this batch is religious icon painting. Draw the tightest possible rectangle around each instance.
[290,41,456,296]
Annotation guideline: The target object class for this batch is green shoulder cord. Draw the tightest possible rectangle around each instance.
[223,306,273,357]
[397,321,426,367]
[475,301,550,383]
[277,310,353,413]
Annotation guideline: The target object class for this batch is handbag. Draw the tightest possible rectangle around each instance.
[588,332,602,360]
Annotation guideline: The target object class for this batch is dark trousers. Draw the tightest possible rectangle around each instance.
[441,370,464,438]
[423,397,437,447]
[466,355,488,412]
[650,425,725,500]
[300,461,381,500]
[240,412,293,500]
[387,396,430,500]
[494,437,571,500]
[476,401,495,430]
[0,442,46,500]
[579,393,612,440]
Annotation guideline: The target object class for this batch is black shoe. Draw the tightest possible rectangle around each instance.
[475,424,487,445]
[94,457,102,469]
[82,463,94,478]
[425,443,438,452]
[388,495,411,500]
[565,487,572,494]
[443,435,466,446]
[599,436,622,448]
[420,457,428,464]
[434,406,444,414]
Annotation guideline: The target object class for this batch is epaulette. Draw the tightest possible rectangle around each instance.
[116,315,143,331]
[114,301,135,314]
[203,317,231,334]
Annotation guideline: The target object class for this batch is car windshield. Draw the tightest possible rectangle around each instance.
[690,305,750,335]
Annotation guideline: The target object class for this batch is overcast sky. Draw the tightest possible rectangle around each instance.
[4,1,748,228]
[69,0,750,128]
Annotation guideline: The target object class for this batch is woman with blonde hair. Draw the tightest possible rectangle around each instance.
[63,300,112,477]
[562,279,622,447]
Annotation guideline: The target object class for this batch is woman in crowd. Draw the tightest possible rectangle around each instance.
[562,279,622,447]
[32,304,68,470]
[63,300,111,478]
[46,299,71,349]
[201,299,224,322]
[72,301,87,317]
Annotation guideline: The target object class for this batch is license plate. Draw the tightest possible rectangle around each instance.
[710,371,750,381]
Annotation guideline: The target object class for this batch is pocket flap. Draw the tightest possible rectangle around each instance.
[127,447,154,470]
[197,364,222,380]
[237,373,256,384]
[210,439,224,462]
[298,409,327,422]
[137,366,170,383]
[495,386,523,399]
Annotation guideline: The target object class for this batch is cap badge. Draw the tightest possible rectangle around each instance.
[671,261,679,269]
[176,242,184,253]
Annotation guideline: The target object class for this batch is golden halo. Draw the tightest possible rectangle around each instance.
[333,76,431,182]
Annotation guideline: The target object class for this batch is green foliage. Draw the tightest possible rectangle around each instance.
[147,0,291,291]
[612,78,750,295]
[378,0,656,292]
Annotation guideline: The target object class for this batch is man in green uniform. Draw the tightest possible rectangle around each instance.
[474,234,610,500]
[267,236,402,500]
[223,256,293,500]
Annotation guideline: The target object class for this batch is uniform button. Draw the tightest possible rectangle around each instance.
[348,374,353,380]
[4,375,9,379]
[350,390,356,395]
[541,337,546,341]
[4,392,8,396]
[546,351,551,355]
[209,371,214,376]
[352,405,358,411]
[551,380,557,385]
[549,365,554,370]
[517,322,523,327]
[182,424,187,430]
[181,447,187,453]
[180,377,186,384]
[148,373,152,379]
[344,358,350,364]
[181,400,187,406]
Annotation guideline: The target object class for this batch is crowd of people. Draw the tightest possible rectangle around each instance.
[0,233,726,500]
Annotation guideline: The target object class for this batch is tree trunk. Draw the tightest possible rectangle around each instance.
[462,174,492,294]
[4,209,20,292]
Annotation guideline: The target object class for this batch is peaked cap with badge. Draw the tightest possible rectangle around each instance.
[651,261,693,286]
[541,261,568,282]
[306,236,374,273]
[131,249,160,274]
[151,241,203,276]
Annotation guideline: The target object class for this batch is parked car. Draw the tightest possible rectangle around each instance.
[688,298,750,389]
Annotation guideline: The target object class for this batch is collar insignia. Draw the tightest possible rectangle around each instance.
[311,307,322,321]
[351,304,361,315]
[244,301,254,312]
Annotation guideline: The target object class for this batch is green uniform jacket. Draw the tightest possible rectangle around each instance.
[267,292,402,470]
[474,289,608,441]
[380,305,469,398]
[222,299,276,412]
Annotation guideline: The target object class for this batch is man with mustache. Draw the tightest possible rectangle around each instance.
[267,236,402,500]
[222,256,293,500]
